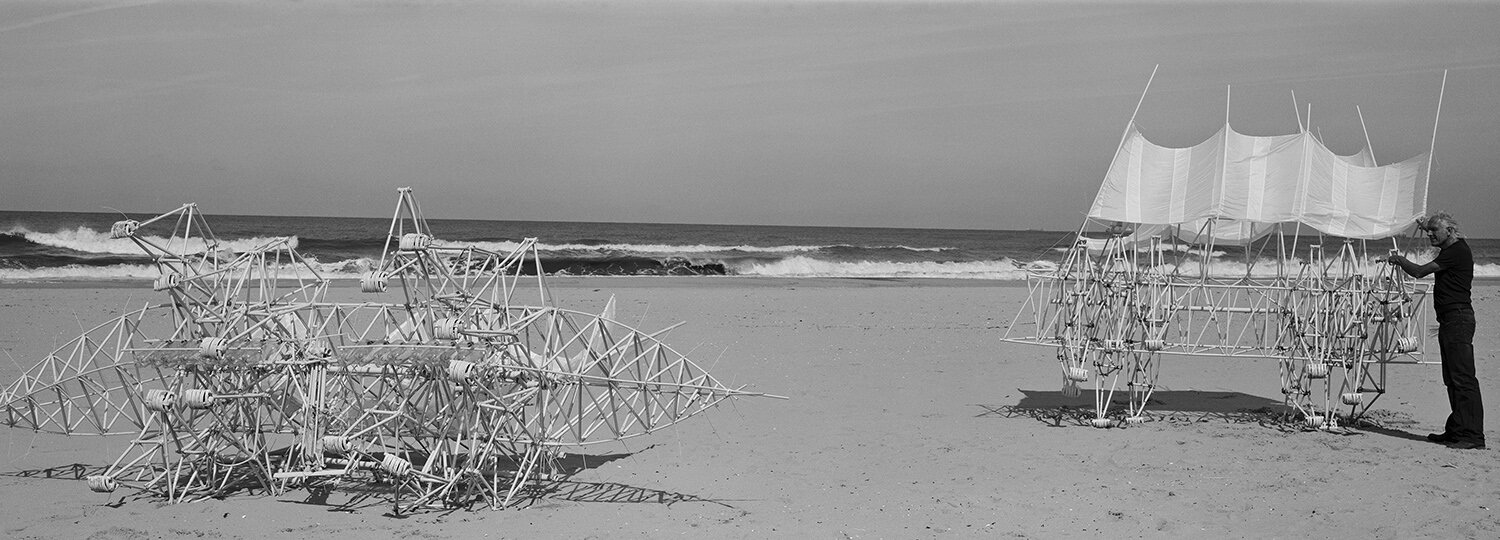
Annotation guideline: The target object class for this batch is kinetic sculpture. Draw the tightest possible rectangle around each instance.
[1003,69,1447,430]
[0,187,777,513]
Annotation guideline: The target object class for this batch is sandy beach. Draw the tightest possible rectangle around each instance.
[0,277,1495,539]
[4,0,1499,537]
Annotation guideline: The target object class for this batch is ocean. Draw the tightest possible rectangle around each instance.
[3,210,1499,282]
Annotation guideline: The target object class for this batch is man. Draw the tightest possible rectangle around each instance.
[1387,212,1484,450]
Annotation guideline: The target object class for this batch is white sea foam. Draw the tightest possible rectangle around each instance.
[0,263,341,281]
[0,264,161,280]
[460,240,942,254]
[735,256,1031,279]
[12,226,297,255]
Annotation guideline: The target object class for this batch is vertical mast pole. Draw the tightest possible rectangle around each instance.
[1225,85,1232,125]
[1217,85,1231,218]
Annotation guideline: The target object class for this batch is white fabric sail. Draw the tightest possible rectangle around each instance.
[1087,123,1430,240]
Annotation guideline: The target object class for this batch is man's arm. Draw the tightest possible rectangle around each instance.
[1387,254,1441,278]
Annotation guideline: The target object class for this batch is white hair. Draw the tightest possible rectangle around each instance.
[1421,211,1461,237]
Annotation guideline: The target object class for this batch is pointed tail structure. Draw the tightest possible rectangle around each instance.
[1,187,781,513]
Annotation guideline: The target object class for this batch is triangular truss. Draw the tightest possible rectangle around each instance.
[1,188,781,513]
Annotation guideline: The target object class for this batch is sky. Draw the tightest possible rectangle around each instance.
[2,0,1499,236]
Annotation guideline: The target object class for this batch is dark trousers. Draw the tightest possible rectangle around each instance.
[1438,306,1483,443]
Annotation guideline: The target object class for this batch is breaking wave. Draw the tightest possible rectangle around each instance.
[735,256,1029,279]
[6,226,296,257]
[3,218,1497,282]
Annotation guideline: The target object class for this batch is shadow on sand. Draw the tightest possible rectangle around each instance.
[979,389,1302,429]
[280,445,736,516]
[978,389,1424,437]
[1,446,736,516]
[0,462,104,481]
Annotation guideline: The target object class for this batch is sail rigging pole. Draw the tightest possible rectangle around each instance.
[1357,101,1379,271]
[1092,65,1159,229]
[1111,64,1160,164]
[1357,105,1377,165]
[1291,90,1303,132]
[1423,70,1448,214]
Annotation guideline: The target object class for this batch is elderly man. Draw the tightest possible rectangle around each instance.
[1387,212,1484,450]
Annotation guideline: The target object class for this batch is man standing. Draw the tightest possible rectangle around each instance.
[1387,212,1484,450]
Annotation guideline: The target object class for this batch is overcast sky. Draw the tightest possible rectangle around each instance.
[3,1,1498,236]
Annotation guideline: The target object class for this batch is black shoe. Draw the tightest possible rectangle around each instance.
[1447,440,1487,450]
[1427,432,1458,443]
